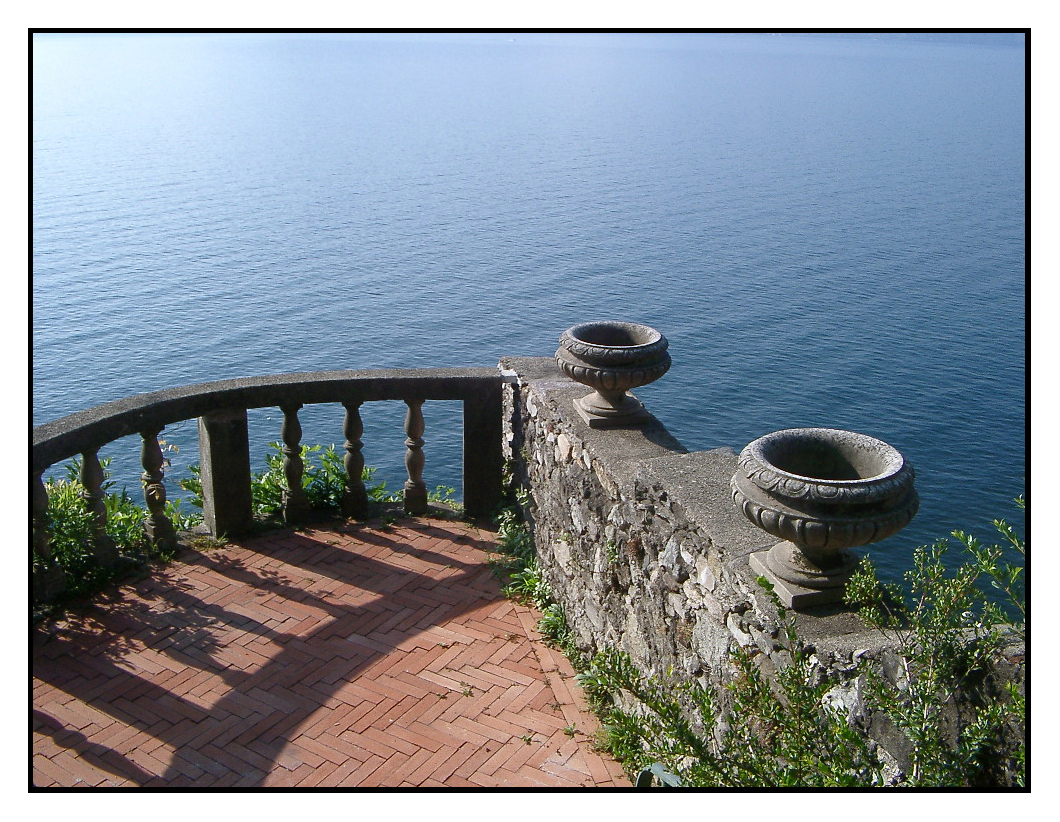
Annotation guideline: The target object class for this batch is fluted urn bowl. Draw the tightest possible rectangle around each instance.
[731,427,918,607]
[555,321,671,428]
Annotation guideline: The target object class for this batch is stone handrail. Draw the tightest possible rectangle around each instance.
[32,368,505,596]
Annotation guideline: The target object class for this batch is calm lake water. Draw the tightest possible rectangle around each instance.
[32,32,1026,583]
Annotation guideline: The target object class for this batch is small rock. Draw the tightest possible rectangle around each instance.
[556,432,572,462]
[667,592,688,620]
[694,558,717,592]
[726,613,753,647]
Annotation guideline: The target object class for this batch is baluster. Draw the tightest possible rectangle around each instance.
[281,403,311,522]
[403,398,428,515]
[32,471,66,601]
[140,428,177,552]
[81,450,119,566]
[342,400,369,518]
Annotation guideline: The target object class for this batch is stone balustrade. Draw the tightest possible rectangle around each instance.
[30,356,1024,784]
[32,368,505,598]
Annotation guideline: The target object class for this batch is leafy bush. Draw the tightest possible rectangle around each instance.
[580,602,883,787]
[845,497,1025,786]
[36,457,199,605]
[181,442,396,519]
[251,442,348,515]
[487,506,536,582]
[36,442,463,612]
[427,484,463,516]
[504,558,553,606]
[572,500,1025,788]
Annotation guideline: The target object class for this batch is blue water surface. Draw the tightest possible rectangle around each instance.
[32,32,1026,583]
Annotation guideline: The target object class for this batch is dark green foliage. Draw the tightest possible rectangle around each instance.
[536,602,583,663]
[845,497,1026,786]
[580,610,883,787]
[636,762,683,787]
[36,457,199,606]
[578,498,1025,788]
[250,443,349,516]
[504,559,553,607]
[487,506,536,581]
[181,442,395,520]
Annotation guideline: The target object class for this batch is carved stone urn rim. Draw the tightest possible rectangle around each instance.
[732,427,919,607]
[559,321,669,366]
[739,427,914,506]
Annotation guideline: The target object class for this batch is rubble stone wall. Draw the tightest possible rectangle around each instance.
[501,356,888,682]
[500,357,1024,784]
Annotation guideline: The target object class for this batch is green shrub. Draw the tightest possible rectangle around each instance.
[181,442,395,519]
[428,484,463,517]
[487,506,536,580]
[250,442,348,515]
[580,602,882,787]
[504,558,553,606]
[572,500,1026,788]
[36,457,199,605]
[845,497,1026,786]
[486,501,587,663]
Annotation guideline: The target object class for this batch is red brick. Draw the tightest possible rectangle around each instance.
[260,762,315,787]
[122,746,171,779]
[376,721,448,754]
[31,518,634,790]
[421,740,480,784]
[171,747,229,779]
[417,668,467,694]
[292,758,341,788]
[284,734,347,767]
[498,707,566,735]
[33,754,76,787]
[356,751,411,788]
[39,701,93,731]
[355,724,420,758]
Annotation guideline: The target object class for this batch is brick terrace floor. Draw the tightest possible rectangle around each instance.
[32,517,631,788]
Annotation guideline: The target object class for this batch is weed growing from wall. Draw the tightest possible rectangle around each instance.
[488,506,536,581]
[575,500,1025,787]
[485,484,1025,787]
[844,497,1026,787]
[487,501,584,664]
[578,596,884,787]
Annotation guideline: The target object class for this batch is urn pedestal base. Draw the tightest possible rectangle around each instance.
[573,392,650,429]
[732,427,919,611]
[749,540,859,609]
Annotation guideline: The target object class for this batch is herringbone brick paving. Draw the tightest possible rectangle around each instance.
[32,517,631,788]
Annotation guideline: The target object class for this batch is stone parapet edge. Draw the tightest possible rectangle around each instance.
[500,356,1024,784]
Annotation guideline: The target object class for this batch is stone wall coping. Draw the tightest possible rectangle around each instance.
[501,357,687,466]
[503,356,897,656]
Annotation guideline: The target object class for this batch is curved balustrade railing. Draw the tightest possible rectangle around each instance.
[32,368,505,599]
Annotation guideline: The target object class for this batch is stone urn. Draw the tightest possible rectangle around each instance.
[555,321,671,428]
[731,427,918,608]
